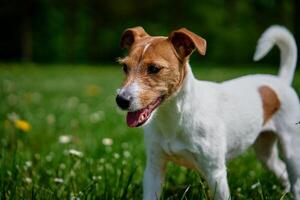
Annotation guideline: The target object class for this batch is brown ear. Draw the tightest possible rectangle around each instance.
[120,26,149,49]
[168,28,206,59]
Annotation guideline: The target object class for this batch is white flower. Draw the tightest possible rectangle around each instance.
[7,170,12,177]
[25,161,32,168]
[70,170,76,177]
[102,138,113,146]
[24,177,32,184]
[70,196,80,200]
[251,182,260,189]
[46,155,53,162]
[113,153,120,159]
[59,163,66,170]
[92,175,102,181]
[67,96,79,109]
[69,149,83,157]
[54,177,64,184]
[24,161,32,170]
[123,151,131,158]
[89,111,105,123]
[59,135,72,144]
[7,112,19,122]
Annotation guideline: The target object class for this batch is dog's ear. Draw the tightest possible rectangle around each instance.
[120,26,149,49]
[168,28,206,59]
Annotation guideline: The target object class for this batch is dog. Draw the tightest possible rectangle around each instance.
[116,25,300,200]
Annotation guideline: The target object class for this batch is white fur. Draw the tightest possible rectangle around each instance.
[142,26,300,200]
[118,80,142,111]
[254,25,297,84]
[142,42,152,57]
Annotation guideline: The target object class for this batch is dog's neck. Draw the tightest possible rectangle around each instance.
[151,63,197,127]
[175,63,197,99]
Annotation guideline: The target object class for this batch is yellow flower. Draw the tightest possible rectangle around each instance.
[15,120,31,132]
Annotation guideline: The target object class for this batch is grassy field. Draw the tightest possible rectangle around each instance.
[0,63,299,199]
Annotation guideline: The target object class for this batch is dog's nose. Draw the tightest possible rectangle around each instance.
[116,95,130,110]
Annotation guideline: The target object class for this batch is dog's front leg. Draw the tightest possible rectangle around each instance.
[143,143,166,200]
[204,166,230,200]
[194,145,230,200]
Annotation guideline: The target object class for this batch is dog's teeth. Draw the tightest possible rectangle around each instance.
[140,115,145,122]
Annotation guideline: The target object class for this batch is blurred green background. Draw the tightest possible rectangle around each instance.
[1,1,300,199]
[0,0,299,65]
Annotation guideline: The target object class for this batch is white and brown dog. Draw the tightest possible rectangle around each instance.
[116,25,300,200]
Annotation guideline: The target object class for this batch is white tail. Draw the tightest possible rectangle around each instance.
[253,25,298,85]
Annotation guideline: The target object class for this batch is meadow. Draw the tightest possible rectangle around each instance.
[0,63,299,199]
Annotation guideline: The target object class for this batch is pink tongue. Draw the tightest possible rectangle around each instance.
[126,109,146,127]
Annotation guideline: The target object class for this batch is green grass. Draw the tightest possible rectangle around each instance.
[0,63,299,199]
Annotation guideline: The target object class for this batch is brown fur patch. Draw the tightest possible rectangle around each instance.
[258,85,281,125]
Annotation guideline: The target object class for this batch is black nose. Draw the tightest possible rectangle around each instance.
[116,95,130,110]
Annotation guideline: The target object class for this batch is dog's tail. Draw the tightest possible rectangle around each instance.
[253,25,298,85]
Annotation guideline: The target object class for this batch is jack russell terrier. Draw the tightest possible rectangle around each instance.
[116,25,300,200]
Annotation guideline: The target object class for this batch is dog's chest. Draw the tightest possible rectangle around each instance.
[150,97,206,170]
[156,122,201,170]
[160,135,199,169]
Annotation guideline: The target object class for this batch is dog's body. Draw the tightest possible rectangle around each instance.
[116,26,300,200]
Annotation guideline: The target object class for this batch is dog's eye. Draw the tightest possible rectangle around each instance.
[148,65,161,74]
[122,64,129,74]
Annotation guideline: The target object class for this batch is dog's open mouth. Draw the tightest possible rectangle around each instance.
[126,97,162,127]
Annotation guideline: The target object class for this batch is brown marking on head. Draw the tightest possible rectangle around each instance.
[118,27,206,110]
[258,85,281,125]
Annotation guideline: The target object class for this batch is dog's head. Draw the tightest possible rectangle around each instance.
[116,26,206,127]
